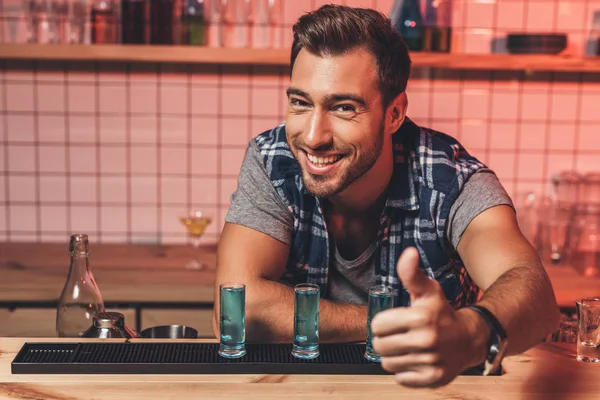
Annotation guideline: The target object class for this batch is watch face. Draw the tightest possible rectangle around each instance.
[488,337,508,375]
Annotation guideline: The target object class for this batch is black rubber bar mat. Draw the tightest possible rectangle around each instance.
[11,342,499,375]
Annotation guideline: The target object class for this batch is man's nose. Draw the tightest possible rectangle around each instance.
[303,112,333,150]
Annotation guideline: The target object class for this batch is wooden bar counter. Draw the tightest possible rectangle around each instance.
[0,338,599,399]
[1,242,597,307]
[0,242,599,337]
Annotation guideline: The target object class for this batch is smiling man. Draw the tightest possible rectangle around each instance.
[213,4,559,388]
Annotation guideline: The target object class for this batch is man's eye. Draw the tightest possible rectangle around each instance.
[290,98,309,107]
[334,104,356,113]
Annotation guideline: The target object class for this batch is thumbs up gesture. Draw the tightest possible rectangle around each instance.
[371,247,483,388]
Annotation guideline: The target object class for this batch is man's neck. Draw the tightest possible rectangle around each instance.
[331,139,394,213]
[327,162,393,218]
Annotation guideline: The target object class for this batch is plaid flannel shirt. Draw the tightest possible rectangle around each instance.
[254,118,486,308]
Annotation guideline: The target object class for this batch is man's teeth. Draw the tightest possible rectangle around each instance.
[307,153,341,166]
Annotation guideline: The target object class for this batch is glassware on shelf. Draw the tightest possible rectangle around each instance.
[220,0,251,48]
[25,0,51,43]
[571,210,600,278]
[150,0,175,44]
[180,0,206,45]
[180,210,212,270]
[121,0,147,44]
[69,0,91,44]
[252,0,278,49]
[91,0,119,44]
[423,0,452,53]
[3,0,28,43]
[49,0,68,43]
[514,191,540,248]
[206,0,222,47]
[56,234,105,338]
[394,0,423,51]
[542,170,583,264]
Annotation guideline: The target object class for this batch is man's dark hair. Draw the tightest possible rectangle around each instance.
[290,4,411,108]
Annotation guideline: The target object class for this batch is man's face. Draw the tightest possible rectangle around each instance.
[285,47,388,198]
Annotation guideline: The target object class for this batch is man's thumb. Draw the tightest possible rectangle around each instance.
[396,247,438,301]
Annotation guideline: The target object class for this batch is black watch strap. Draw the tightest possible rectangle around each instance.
[468,305,507,339]
[468,305,508,376]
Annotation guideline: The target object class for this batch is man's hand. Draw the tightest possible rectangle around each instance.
[371,247,487,388]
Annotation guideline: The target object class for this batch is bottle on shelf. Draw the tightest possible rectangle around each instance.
[423,0,452,53]
[49,0,69,43]
[252,0,279,49]
[150,0,175,44]
[121,0,147,44]
[221,0,251,48]
[394,0,423,52]
[24,0,51,43]
[91,0,119,44]
[3,0,29,43]
[588,10,600,56]
[68,0,91,44]
[180,0,206,45]
[56,234,105,338]
[205,0,222,47]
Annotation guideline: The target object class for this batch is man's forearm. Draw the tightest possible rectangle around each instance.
[460,264,560,366]
[243,278,367,343]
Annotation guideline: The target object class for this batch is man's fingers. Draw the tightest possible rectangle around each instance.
[380,353,441,374]
[372,330,440,356]
[370,308,429,337]
[394,367,448,389]
[396,247,439,300]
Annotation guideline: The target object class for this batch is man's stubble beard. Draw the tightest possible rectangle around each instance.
[298,123,385,198]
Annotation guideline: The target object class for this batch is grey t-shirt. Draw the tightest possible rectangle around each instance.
[225,140,514,305]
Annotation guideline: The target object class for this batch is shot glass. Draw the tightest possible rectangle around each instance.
[365,285,394,362]
[292,283,320,359]
[576,297,600,363]
[218,282,246,358]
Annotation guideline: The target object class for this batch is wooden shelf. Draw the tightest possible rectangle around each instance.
[1,44,599,72]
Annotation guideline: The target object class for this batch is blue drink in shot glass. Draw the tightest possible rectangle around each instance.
[365,285,393,362]
[292,283,320,359]
[219,282,246,358]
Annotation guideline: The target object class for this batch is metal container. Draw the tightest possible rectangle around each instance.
[140,325,198,339]
[81,311,139,339]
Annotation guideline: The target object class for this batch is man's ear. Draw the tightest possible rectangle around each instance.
[386,92,408,135]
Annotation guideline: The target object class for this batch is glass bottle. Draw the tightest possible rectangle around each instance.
[180,0,206,45]
[395,0,423,51]
[251,0,278,49]
[91,0,119,44]
[68,0,91,44]
[150,0,175,44]
[121,0,147,44]
[206,0,222,47]
[56,234,105,338]
[25,0,51,43]
[4,0,29,43]
[49,0,68,43]
[220,0,251,48]
[423,0,452,52]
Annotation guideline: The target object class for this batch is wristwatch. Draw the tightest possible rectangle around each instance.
[468,305,508,376]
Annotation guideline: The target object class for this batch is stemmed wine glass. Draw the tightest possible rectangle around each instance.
[179,210,212,270]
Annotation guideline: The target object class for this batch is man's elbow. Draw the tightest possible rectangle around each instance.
[540,273,562,338]
[545,293,562,336]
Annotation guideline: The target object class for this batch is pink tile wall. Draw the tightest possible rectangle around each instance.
[456,0,600,56]
[2,0,600,245]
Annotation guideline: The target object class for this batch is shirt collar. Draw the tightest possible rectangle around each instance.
[384,118,420,212]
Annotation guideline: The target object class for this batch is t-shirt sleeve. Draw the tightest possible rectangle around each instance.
[224,140,294,245]
[447,170,515,250]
